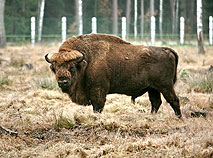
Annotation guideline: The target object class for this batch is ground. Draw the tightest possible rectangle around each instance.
[0,44,213,158]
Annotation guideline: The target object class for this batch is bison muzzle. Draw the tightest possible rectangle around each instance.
[45,33,182,118]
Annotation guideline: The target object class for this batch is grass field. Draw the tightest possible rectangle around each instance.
[0,44,213,158]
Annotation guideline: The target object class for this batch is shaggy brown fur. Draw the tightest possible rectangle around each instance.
[45,33,182,118]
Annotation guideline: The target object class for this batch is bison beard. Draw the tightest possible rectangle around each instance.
[45,33,182,118]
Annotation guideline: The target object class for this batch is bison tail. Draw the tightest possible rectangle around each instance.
[172,50,178,84]
[170,48,178,84]
[163,47,179,84]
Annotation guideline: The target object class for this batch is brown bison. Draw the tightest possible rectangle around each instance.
[45,33,182,118]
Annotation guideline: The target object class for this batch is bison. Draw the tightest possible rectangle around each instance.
[45,33,182,118]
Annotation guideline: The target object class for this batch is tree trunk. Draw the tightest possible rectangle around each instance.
[197,0,205,53]
[134,0,138,40]
[38,0,45,42]
[126,0,131,38]
[0,0,6,48]
[180,1,186,19]
[175,0,179,34]
[189,0,195,33]
[76,0,83,35]
[140,0,144,38]
[170,0,175,34]
[170,0,179,35]
[150,0,154,17]
[75,0,78,24]
[159,0,163,40]
[197,31,205,53]
[94,0,97,17]
[112,0,118,35]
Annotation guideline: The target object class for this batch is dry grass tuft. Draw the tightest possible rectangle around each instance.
[10,55,26,68]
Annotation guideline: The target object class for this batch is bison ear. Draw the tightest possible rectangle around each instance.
[76,51,86,63]
[76,59,88,73]
[50,65,56,73]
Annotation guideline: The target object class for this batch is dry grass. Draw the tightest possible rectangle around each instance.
[0,44,213,158]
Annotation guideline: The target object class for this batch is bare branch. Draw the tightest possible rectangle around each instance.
[0,126,18,137]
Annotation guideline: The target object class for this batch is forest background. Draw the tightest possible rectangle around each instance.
[4,0,213,42]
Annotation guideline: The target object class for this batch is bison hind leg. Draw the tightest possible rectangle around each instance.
[148,88,162,114]
[160,86,182,118]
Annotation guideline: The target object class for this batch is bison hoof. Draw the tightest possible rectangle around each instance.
[93,108,103,113]
[177,114,182,119]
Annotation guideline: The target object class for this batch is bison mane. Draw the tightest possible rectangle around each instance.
[59,33,130,51]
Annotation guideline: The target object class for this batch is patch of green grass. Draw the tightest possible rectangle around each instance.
[34,78,60,91]
[53,111,75,131]
[178,96,190,105]
[0,75,12,86]
[179,69,190,81]
[180,70,213,93]
[190,73,213,93]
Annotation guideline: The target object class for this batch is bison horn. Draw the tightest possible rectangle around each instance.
[76,52,86,63]
[45,53,52,63]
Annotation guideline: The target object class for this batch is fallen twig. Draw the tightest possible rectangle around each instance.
[0,126,18,137]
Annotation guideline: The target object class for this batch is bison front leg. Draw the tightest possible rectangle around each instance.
[89,88,107,113]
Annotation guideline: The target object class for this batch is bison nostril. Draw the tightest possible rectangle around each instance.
[58,81,63,87]
[58,80,69,87]
[63,80,68,84]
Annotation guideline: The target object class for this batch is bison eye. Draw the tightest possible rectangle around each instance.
[69,65,75,74]
[50,65,56,73]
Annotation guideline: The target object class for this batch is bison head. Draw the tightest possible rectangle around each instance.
[45,50,87,93]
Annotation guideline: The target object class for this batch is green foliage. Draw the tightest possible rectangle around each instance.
[5,0,40,36]
[179,69,190,81]
[3,0,213,40]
